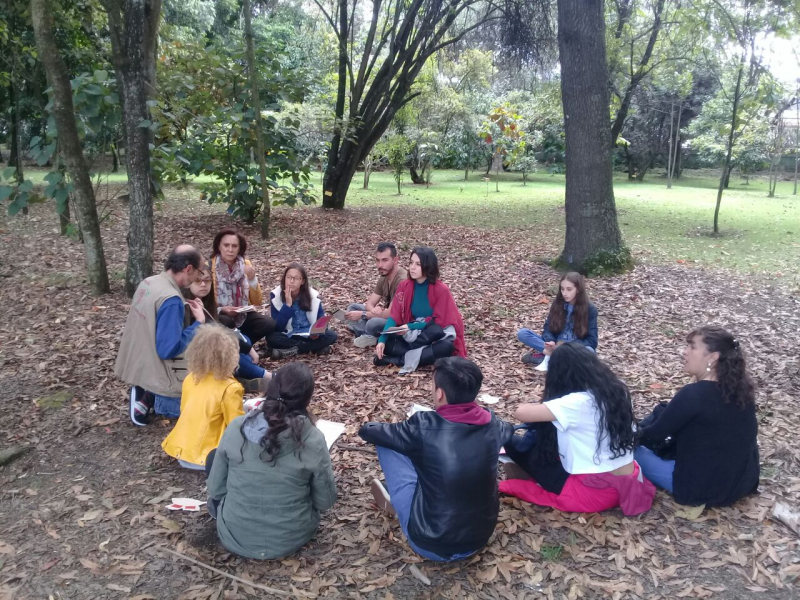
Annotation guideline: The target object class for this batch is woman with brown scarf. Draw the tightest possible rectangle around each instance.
[210,228,276,347]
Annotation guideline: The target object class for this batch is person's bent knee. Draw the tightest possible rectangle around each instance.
[517,328,532,343]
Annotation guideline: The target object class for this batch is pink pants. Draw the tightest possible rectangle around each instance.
[499,463,642,513]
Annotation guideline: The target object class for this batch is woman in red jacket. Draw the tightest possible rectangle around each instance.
[373,246,465,374]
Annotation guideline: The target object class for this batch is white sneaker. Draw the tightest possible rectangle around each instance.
[354,335,378,348]
[370,479,396,517]
[535,355,550,372]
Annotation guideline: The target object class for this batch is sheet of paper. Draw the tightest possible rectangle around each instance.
[407,403,434,417]
[236,305,256,314]
[383,327,407,335]
[316,419,345,450]
[332,309,347,321]
[478,393,500,405]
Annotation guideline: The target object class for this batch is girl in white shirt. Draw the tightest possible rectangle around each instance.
[500,343,655,515]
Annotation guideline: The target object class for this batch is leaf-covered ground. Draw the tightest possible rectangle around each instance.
[1,190,799,600]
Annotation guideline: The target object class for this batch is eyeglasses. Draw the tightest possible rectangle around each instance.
[285,275,303,282]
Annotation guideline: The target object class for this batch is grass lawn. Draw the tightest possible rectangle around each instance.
[346,169,800,281]
[18,166,800,282]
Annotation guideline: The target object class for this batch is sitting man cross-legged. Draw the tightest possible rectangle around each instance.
[115,245,206,425]
[359,357,513,561]
[345,242,407,348]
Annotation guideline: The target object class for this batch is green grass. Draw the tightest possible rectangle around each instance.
[17,166,800,281]
[347,169,800,280]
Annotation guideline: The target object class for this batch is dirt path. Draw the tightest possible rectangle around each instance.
[1,194,798,599]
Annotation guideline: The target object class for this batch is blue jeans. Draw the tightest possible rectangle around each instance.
[376,446,476,562]
[517,328,546,351]
[155,394,181,418]
[635,446,675,492]
[236,353,265,380]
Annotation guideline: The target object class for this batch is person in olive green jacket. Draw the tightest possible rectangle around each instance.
[206,363,337,560]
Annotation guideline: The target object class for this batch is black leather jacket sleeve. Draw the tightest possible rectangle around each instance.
[358,419,419,455]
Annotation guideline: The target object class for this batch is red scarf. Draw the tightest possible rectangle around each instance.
[390,278,467,357]
[436,402,491,425]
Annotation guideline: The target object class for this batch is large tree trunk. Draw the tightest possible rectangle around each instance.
[102,0,161,296]
[409,165,425,184]
[31,0,110,295]
[242,0,272,239]
[557,0,625,270]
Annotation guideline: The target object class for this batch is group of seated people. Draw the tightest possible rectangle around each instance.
[113,231,760,562]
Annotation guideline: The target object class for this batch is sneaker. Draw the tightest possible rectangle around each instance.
[534,355,550,372]
[239,377,271,393]
[354,335,378,348]
[370,479,396,517]
[129,386,152,427]
[271,346,299,360]
[521,351,545,366]
[316,345,333,356]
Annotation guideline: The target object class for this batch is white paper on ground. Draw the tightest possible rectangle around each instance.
[407,403,434,417]
[478,393,500,404]
[166,497,207,511]
[316,419,346,450]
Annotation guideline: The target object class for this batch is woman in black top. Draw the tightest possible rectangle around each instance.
[636,326,759,507]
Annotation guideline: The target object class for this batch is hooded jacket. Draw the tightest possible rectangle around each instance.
[207,412,337,559]
[359,409,513,557]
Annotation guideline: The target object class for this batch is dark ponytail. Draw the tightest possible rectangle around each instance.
[241,362,315,462]
[688,326,755,409]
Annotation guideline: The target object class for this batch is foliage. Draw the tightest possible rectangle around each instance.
[0,167,39,215]
[151,33,314,222]
[375,135,412,195]
[480,104,527,190]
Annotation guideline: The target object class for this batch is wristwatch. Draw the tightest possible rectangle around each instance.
[362,310,367,318]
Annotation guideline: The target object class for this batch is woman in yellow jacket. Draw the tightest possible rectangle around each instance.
[162,324,245,470]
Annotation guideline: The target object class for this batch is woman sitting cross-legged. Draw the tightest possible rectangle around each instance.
[267,263,338,359]
[205,362,337,560]
[184,262,271,391]
[517,272,598,371]
[499,343,655,516]
[210,228,276,346]
[161,324,245,470]
[635,326,759,507]
[374,246,466,374]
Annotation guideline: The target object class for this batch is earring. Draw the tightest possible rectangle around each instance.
[706,363,712,372]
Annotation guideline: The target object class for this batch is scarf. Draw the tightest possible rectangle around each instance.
[390,278,467,357]
[215,255,250,327]
[436,402,491,425]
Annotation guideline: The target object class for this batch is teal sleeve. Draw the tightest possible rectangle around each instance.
[378,317,397,345]
[408,321,426,330]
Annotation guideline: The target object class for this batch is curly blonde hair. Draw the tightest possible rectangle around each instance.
[186,324,240,381]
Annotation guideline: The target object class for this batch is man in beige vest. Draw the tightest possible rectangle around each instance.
[115,245,206,426]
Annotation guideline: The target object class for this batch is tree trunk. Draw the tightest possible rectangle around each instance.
[242,0,272,239]
[557,0,625,269]
[102,0,160,296]
[8,81,21,171]
[714,52,745,233]
[31,0,110,294]
[322,0,349,209]
[363,157,372,189]
[409,165,425,184]
[111,143,119,173]
[667,100,674,188]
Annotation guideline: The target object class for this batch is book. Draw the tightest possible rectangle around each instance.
[382,326,408,335]
[316,419,346,450]
[309,314,332,335]
[407,403,434,417]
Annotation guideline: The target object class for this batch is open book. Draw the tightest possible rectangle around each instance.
[290,314,332,337]
[235,305,257,314]
[382,326,407,335]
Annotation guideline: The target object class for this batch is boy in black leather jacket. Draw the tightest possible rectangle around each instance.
[359,357,513,561]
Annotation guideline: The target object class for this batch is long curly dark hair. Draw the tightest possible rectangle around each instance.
[688,326,755,409]
[241,362,315,462]
[544,343,636,461]
[547,272,590,339]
